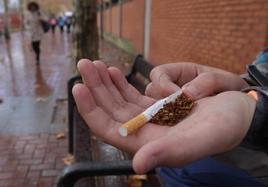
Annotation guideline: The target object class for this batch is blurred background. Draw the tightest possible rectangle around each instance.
[0,0,267,73]
[0,0,267,186]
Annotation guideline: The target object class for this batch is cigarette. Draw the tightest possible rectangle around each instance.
[119,90,182,137]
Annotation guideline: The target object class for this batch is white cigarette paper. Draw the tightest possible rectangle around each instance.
[119,90,182,137]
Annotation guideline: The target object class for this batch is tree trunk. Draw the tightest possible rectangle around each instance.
[19,0,24,31]
[75,0,99,61]
[3,0,10,40]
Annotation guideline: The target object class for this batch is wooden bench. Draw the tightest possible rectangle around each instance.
[58,55,160,187]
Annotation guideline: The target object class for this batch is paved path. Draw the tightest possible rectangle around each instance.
[0,31,133,187]
[0,31,72,187]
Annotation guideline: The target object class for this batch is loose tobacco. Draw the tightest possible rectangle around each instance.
[150,93,195,126]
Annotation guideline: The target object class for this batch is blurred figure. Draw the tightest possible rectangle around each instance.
[25,2,44,65]
[57,16,65,33]
[49,16,57,34]
[65,16,72,33]
[0,17,3,35]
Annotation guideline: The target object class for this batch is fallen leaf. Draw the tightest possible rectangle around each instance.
[62,117,67,123]
[63,154,75,165]
[91,135,97,140]
[56,132,65,139]
[130,175,147,180]
[36,97,47,102]
[128,175,147,187]
[34,84,41,88]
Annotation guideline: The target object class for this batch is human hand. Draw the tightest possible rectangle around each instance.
[72,59,170,153]
[146,63,249,100]
[73,59,256,174]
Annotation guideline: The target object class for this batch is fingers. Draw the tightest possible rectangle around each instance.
[78,59,118,115]
[149,63,249,100]
[108,66,155,108]
[149,63,199,98]
[72,83,142,154]
[77,59,154,123]
[182,73,220,99]
[149,68,180,98]
[145,83,163,99]
[93,61,126,106]
[72,83,115,139]
[182,71,249,100]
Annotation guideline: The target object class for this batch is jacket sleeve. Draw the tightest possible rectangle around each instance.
[242,47,268,87]
[242,47,268,151]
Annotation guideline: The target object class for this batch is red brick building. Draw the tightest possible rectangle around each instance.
[98,0,268,73]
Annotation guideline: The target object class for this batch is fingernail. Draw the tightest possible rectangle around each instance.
[182,85,199,100]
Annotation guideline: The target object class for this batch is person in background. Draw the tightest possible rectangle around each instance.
[25,1,44,65]
[49,16,57,34]
[65,16,72,33]
[0,18,3,35]
[57,16,65,33]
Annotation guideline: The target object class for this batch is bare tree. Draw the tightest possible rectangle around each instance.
[74,0,99,61]
[3,0,10,40]
[19,0,24,31]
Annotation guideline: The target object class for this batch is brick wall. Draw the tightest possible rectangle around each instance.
[103,7,111,33]
[149,0,268,73]
[121,0,145,53]
[111,5,120,36]
[101,0,145,54]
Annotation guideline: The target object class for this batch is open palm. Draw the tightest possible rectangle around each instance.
[72,59,170,153]
[73,59,256,174]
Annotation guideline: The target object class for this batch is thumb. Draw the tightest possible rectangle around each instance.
[182,73,221,100]
[132,136,191,174]
[156,73,181,98]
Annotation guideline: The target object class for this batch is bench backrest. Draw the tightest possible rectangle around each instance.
[126,54,154,94]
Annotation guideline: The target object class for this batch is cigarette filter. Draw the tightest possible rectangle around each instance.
[119,90,182,137]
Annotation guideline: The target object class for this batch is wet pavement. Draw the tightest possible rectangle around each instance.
[0,31,72,98]
[0,30,133,187]
[0,31,72,187]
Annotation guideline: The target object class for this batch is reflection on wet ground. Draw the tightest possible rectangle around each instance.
[34,66,52,98]
[0,30,134,186]
[0,31,132,99]
[0,31,72,135]
[0,30,133,135]
[0,31,73,186]
[0,31,72,99]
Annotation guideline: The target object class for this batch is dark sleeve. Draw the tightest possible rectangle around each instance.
[240,47,268,150]
[242,63,268,87]
[242,87,268,151]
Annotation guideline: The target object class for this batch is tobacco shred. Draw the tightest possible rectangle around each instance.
[150,93,195,126]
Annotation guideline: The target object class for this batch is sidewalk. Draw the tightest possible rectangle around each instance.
[0,31,133,187]
[0,31,72,187]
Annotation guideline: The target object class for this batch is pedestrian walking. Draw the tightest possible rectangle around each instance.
[25,2,45,65]
[57,16,65,33]
[49,16,57,34]
[65,16,72,33]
